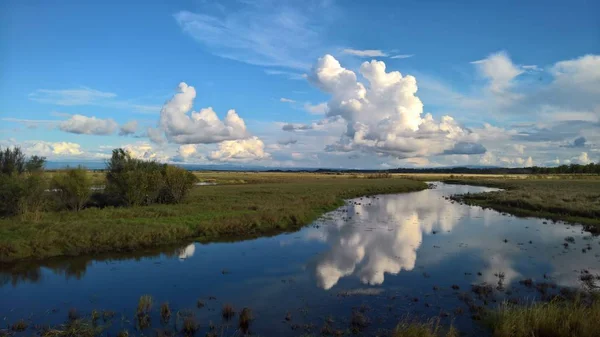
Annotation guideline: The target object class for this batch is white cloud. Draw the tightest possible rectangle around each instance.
[264,69,306,80]
[31,141,84,156]
[123,142,169,162]
[58,114,118,135]
[119,120,138,136]
[342,49,388,57]
[28,87,160,114]
[303,102,328,115]
[29,87,116,106]
[512,144,525,155]
[390,54,414,59]
[174,0,333,70]
[158,82,248,144]
[280,97,296,103]
[574,152,591,164]
[209,136,270,162]
[522,65,540,71]
[308,55,479,158]
[471,51,524,94]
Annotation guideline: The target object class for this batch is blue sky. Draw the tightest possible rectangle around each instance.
[1,0,599,168]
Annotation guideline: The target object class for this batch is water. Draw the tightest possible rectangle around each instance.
[1,183,599,336]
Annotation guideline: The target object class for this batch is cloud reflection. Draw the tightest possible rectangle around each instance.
[312,187,468,289]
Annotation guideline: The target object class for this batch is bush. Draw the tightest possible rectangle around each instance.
[51,166,92,211]
[105,148,196,206]
[0,147,48,219]
[161,165,197,204]
[105,149,166,206]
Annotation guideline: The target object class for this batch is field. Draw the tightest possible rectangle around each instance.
[0,173,426,263]
[443,177,600,232]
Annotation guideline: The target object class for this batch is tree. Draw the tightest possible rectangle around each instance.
[51,166,92,211]
[161,165,198,203]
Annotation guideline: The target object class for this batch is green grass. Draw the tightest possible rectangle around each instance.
[0,175,426,262]
[488,295,600,337]
[393,318,458,337]
[444,178,600,232]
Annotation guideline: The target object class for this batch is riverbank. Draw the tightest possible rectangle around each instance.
[0,176,426,263]
[443,178,600,232]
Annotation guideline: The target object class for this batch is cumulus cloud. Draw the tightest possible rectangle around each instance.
[342,49,388,57]
[147,127,166,145]
[58,114,118,135]
[471,51,524,94]
[308,55,480,159]
[119,120,138,136]
[158,82,248,144]
[123,142,169,162]
[574,152,591,164]
[26,141,84,157]
[304,102,328,115]
[208,136,270,162]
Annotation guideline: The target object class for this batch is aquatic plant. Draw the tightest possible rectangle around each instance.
[160,302,171,323]
[239,307,253,334]
[222,304,235,320]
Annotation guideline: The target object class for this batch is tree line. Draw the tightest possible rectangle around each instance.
[0,147,198,220]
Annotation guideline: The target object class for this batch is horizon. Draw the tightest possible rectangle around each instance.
[1,0,599,169]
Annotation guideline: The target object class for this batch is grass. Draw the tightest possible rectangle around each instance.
[444,178,600,232]
[488,295,600,337]
[393,317,458,337]
[0,174,426,262]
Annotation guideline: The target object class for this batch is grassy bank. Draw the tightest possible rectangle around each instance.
[0,176,426,263]
[444,178,600,232]
[488,294,600,337]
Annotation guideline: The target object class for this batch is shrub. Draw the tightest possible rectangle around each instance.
[161,165,197,204]
[0,147,48,218]
[51,166,92,211]
[105,149,165,206]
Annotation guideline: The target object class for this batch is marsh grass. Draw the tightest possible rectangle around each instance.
[0,175,426,262]
[136,295,153,329]
[222,304,235,320]
[40,319,102,337]
[11,319,28,332]
[160,302,172,323]
[181,316,198,336]
[393,317,458,337]
[238,307,253,334]
[445,178,600,231]
[488,295,600,337]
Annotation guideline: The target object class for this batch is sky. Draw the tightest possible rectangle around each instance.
[1,0,599,169]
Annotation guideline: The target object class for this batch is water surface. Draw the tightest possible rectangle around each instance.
[2,183,599,336]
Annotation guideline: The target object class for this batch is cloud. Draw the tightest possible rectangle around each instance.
[123,142,169,162]
[158,82,248,144]
[574,152,591,164]
[27,141,84,157]
[512,144,526,155]
[208,136,270,162]
[58,114,118,135]
[304,102,328,115]
[522,65,540,71]
[146,127,166,145]
[277,139,297,145]
[264,69,306,80]
[342,49,388,57]
[562,136,587,148]
[282,123,313,131]
[174,0,333,70]
[280,97,296,103]
[471,51,524,94]
[119,120,138,136]
[308,55,477,158]
[29,87,116,106]
[443,142,487,155]
[28,87,160,114]
[390,54,414,59]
